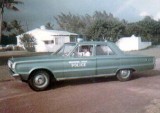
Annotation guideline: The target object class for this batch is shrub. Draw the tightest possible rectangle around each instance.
[20,34,36,52]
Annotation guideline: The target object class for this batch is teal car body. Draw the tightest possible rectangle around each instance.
[8,41,155,91]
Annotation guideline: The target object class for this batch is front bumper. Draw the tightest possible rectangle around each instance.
[9,68,21,80]
[12,74,21,80]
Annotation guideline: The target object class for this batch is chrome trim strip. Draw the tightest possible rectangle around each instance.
[56,73,116,81]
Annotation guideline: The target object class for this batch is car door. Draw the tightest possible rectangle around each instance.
[96,44,119,75]
[63,45,96,78]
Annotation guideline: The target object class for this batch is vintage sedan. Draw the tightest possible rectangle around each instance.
[8,41,155,91]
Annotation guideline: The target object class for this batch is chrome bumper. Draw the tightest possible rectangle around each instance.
[13,74,21,79]
[9,68,21,80]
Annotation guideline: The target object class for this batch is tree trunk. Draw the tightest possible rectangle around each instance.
[0,8,2,44]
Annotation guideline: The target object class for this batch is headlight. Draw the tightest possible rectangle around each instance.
[8,60,16,69]
[12,63,16,69]
[8,60,12,68]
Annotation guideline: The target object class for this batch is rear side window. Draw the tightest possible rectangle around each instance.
[96,45,114,56]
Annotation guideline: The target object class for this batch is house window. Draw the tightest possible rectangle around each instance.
[44,40,54,44]
[70,36,76,42]
[55,38,58,45]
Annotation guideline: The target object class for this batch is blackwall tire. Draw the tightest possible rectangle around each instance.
[28,70,50,91]
[116,69,132,82]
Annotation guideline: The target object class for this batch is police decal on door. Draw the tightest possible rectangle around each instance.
[69,61,87,67]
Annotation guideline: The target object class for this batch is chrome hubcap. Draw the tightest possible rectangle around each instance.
[34,74,48,88]
[35,75,45,85]
[120,70,130,78]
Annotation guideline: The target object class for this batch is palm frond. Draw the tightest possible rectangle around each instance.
[4,0,23,4]
[3,0,23,11]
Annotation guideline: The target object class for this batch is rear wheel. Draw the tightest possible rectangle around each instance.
[28,70,50,91]
[116,69,132,81]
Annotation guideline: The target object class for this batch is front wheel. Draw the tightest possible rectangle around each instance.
[28,70,50,91]
[116,69,132,82]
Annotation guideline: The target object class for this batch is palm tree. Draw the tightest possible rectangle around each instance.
[45,22,54,30]
[0,0,23,44]
[2,20,24,37]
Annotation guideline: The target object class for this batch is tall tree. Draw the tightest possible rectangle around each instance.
[55,12,86,34]
[55,11,119,37]
[0,0,23,44]
[55,11,160,44]
[124,23,146,37]
[2,20,24,37]
[86,19,125,41]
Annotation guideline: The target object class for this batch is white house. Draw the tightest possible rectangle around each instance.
[17,27,78,52]
[116,35,152,51]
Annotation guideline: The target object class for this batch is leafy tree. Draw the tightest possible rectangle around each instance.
[137,16,160,43]
[124,23,146,37]
[86,19,125,41]
[20,34,36,52]
[92,11,116,21]
[0,0,23,44]
[2,20,24,37]
[122,16,160,44]
[55,11,120,40]
[55,12,86,34]
[55,11,160,44]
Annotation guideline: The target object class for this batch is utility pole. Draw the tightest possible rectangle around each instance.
[0,8,2,44]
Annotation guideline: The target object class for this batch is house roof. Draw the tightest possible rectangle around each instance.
[17,28,78,41]
[23,28,78,36]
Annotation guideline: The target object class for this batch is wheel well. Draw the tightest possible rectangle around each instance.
[28,69,56,81]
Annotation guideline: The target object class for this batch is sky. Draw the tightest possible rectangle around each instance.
[3,0,160,30]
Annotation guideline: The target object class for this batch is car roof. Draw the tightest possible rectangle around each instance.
[66,41,112,45]
[65,41,124,55]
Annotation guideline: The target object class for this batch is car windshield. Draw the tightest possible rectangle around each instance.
[54,43,76,56]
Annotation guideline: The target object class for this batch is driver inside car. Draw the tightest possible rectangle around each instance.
[82,47,91,56]
[73,46,92,57]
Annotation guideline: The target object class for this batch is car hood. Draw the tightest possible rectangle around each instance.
[10,54,63,63]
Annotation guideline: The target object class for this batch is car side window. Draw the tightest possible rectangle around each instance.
[72,45,93,57]
[96,45,114,56]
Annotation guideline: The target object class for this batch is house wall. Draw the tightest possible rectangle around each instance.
[116,37,139,51]
[34,37,70,52]
[16,29,78,52]
[138,42,152,50]
[50,36,70,52]
[35,40,47,52]
[17,36,71,52]
[117,36,152,51]
[55,36,70,45]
